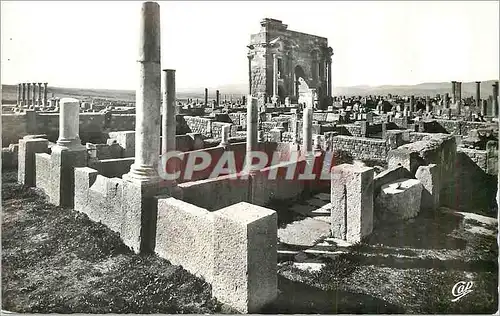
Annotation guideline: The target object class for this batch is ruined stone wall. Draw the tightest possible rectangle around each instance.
[428,120,494,136]
[458,147,488,172]
[328,135,387,162]
[183,116,213,138]
[108,114,136,131]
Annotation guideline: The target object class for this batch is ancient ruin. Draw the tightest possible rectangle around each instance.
[1,1,498,314]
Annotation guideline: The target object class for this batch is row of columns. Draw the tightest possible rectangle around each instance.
[17,82,48,107]
[452,80,499,117]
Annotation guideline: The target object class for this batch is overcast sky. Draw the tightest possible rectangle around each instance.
[1,1,499,91]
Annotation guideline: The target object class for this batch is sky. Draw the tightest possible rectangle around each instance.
[1,1,499,91]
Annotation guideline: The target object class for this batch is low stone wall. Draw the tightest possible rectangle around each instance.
[155,199,277,313]
[328,135,387,162]
[183,116,213,138]
[178,175,250,211]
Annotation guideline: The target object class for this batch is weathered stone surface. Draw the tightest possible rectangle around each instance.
[155,197,215,283]
[415,164,440,210]
[278,216,330,247]
[331,163,374,243]
[376,178,423,220]
[18,138,48,186]
[213,202,277,313]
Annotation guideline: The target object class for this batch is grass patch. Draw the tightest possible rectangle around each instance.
[2,170,222,314]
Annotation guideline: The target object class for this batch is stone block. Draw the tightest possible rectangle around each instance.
[18,138,49,186]
[155,197,215,283]
[109,130,136,157]
[213,202,277,313]
[34,153,50,192]
[121,179,162,253]
[376,178,423,220]
[74,167,99,215]
[415,164,440,210]
[331,164,374,243]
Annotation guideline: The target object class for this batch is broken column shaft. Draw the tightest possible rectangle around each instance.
[451,81,456,104]
[124,1,161,183]
[475,81,481,107]
[57,98,84,149]
[302,107,313,152]
[245,96,258,172]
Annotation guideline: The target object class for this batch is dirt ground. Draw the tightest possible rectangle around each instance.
[1,170,222,313]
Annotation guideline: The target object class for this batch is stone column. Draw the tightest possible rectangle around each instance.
[123,1,161,183]
[204,88,208,107]
[444,93,449,108]
[56,98,84,149]
[17,83,21,105]
[247,54,253,95]
[475,81,481,108]
[245,96,258,172]
[43,83,48,106]
[482,99,488,116]
[272,54,278,102]
[26,83,32,106]
[21,83,26,106]
[220,124,230,148]
[425,96,431,113]
[216,90,220,107]
[32,82,37,106]
[162,69,176,155]
[493,82,499,118]
[327,60,332,97]
[457,81,462,104]
[302,107,313,152]
[451,81,456,104]
[37,83,43,105]
[409,95,415,113]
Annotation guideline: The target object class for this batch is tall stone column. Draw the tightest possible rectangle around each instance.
[37,83,43,105]
[32,82,37,106]
[272,54,278,102]
[245,96,258,172]
[482,99,488,116]
[162,69,176,155]
[409,95,415,113]
[302,107,313,152]
[17,83,21,105]
[475,81,481,107]
[21,83,26,106]
[216,90,220,107]
[456,81,462,104]
[451,81,456,104]
[43,83,48,106]
[26,83,32,106]
[493,81,499,117]
[247,54,253,95]
[327,60,332,97]
[123,1,161,184]
[204,88,208,107]
[444,93,449,108]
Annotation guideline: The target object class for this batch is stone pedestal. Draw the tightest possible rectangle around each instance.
[213,202,277,313]
[220,124,231,147]
[331,164,374,242]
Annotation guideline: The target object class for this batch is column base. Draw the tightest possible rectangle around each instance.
[123,164,162,185]
[56,137,85,151]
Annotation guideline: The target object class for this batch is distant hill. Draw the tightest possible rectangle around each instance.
[2,80,498,104]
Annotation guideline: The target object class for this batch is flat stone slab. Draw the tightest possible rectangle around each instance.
[290,203,330,223]
[306,198,328,207]
[314,193,331,201]
[376,178,423,220]
[278,217,331,247]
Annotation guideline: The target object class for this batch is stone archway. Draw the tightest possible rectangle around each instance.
[294,65,306,98]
